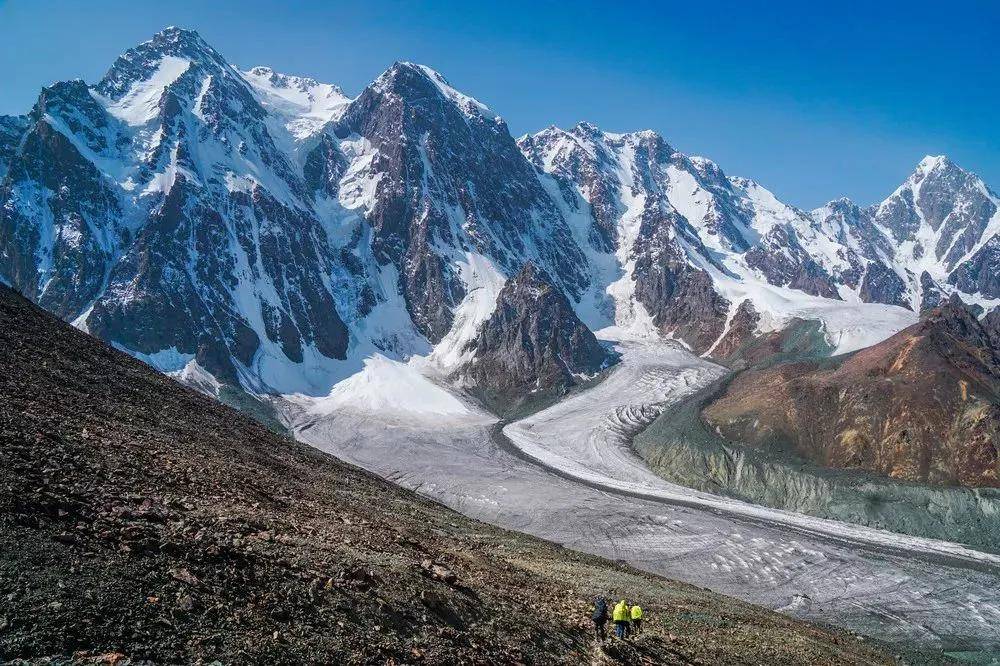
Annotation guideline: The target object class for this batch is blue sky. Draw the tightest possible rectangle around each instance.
[0,0,997,208]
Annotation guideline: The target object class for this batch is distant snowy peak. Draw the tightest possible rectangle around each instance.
[243,66,350,138]
[876,155,998,257]
[809,154,1000,310]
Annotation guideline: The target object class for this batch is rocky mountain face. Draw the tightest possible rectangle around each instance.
[459,262,614,402]
[809,156,1000,313]
[331,63,590,343]
[522,125,1000,353]
[519,124,742,351]
[0,115,27,183]
[703,301,1000,487]
[1,26,998,402]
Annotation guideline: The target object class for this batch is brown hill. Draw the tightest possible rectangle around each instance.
[704,302,1000,486]
[0,284,895,664]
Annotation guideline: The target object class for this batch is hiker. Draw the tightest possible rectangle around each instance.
[630,603,643,635]
[612,599,629,639]
[592,596,609,642]
[623,602,632,638]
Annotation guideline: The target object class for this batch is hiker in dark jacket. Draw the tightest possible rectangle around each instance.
[592,596,609,642]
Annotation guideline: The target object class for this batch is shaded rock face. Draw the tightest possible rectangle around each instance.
[704,302,1000,487]
[984,307,1000,350]
[858,261,908,309]
[0,95,119,319]
[744,225,840,299]
[948,234,1000,299]
[630,216,730,352]
[709,299,761,361]
[918,271,947,314]
[333,63,589,342]
[0,28,352,389]
[461,263,614,398]
[0,115,28,182]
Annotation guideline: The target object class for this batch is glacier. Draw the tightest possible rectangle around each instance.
[285,330,1000,655]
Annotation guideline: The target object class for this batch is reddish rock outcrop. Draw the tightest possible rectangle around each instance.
[703,302,1000,486]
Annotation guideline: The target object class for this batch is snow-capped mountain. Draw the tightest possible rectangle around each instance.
[809,156,1000,314]
[1,27,997,402]
[520,123,1000,354]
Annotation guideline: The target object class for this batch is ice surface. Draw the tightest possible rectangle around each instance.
[284,338,1000,654]
[505,337,999,563]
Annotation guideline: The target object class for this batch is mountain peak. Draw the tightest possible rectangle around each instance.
[373,61,493,118]
[907,154,967,185]
[572,120,603,136]
[917,154,950,171]
[152,25,203,41]
[143,26,220,61]
[96,26,229,100]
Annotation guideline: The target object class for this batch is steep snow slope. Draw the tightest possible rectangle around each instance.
[242,65,350,140]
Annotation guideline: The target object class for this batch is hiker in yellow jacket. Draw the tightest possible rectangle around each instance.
[630,604,643,635]
[612,599,629,639]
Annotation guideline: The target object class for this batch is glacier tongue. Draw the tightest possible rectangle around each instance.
[285,334,1000,653]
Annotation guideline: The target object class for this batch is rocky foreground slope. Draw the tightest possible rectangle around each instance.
[703,300,1000,487]
[0,284,901,664]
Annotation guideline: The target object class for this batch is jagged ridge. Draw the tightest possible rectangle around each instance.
[0,26,997,404]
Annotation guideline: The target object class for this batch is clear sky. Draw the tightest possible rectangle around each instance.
[1,0,997,208]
